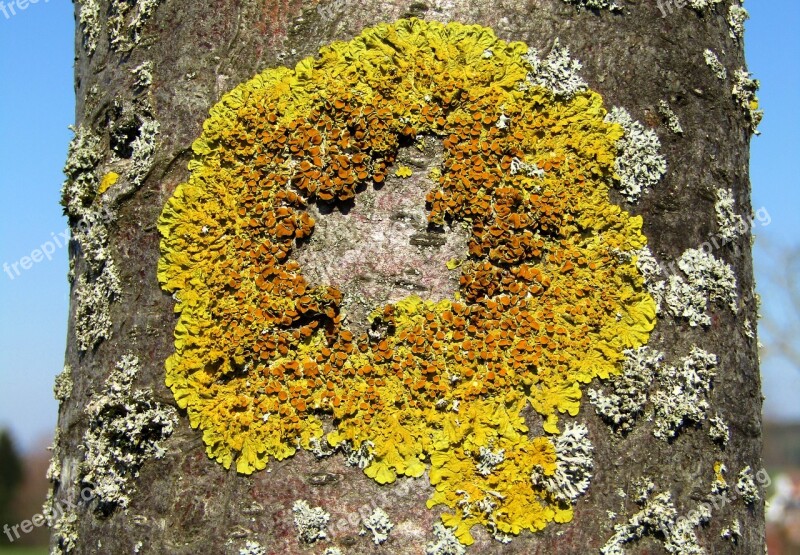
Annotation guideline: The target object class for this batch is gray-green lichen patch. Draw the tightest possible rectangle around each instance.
[561,0,621,11]
[732,68,763,134]
[323,548,344,555]
[292,500,330,544]
[238,540,268,555]
[509,156,546,179]
[658,100,683,135]
[604,107,667,202]
[78,0,101,55]
[664,249,738,327]
[308,436,336,459]
[62,94,160,351]
[444,489,514,545]
[589,346,725,442]
[79,354,177,510]
[714,188,747,243]
[703,49,727,81]
[42,433,83,554]
[522,39,588,99]
[61,125,122,351]
[633,247,666,311]
[74,270,121,351]
[129,118,160,187]
[727,4,749,41]
[588,346,662,434]
[109,0,161,52]
[720,519,741,543]
[341,439,375,469]
[600,490,711,555]
[61,126,102,218]
[651,347,718,440]
[476,446,505,476]
[632,477,655,505]
[43,461,88,555]
[104,99,160,199]
[426,522,466,555]
[708,415,730,446]
[360,507,395,545]
[79,0,159,55]
[736,466,760,505]
[688,0,723,12]
[51,510,80,555]
[131,61,154,89]
[743,317,755,339]
[54,365,74,403]
[70,209,120,352]
[46,428,63,483]
[531,423,594,503]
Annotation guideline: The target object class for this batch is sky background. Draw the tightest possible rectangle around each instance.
[0,1,798,453]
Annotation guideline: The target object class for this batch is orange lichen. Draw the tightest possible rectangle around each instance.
[158,18,656,544]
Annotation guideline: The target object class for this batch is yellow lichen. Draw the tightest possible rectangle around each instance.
[98,171,119,194]
[158,18,656,544]
[395,164,413,178]
[714,460,728,488]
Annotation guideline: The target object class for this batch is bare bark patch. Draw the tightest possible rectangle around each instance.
[295,137,469,333]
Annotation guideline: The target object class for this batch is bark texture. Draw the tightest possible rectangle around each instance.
[52,0,764,553]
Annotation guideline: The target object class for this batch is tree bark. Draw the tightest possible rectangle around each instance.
[50,0,765,554]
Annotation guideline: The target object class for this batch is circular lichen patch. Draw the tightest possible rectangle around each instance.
[158,18,656,545]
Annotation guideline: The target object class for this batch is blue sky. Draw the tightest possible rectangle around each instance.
[0,0,75,453]
[0,1,798,453]
[747,1,800,424]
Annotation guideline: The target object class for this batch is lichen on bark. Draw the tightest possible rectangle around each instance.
[54,1,765,553]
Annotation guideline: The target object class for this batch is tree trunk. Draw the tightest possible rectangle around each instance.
[49,0,766,554]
